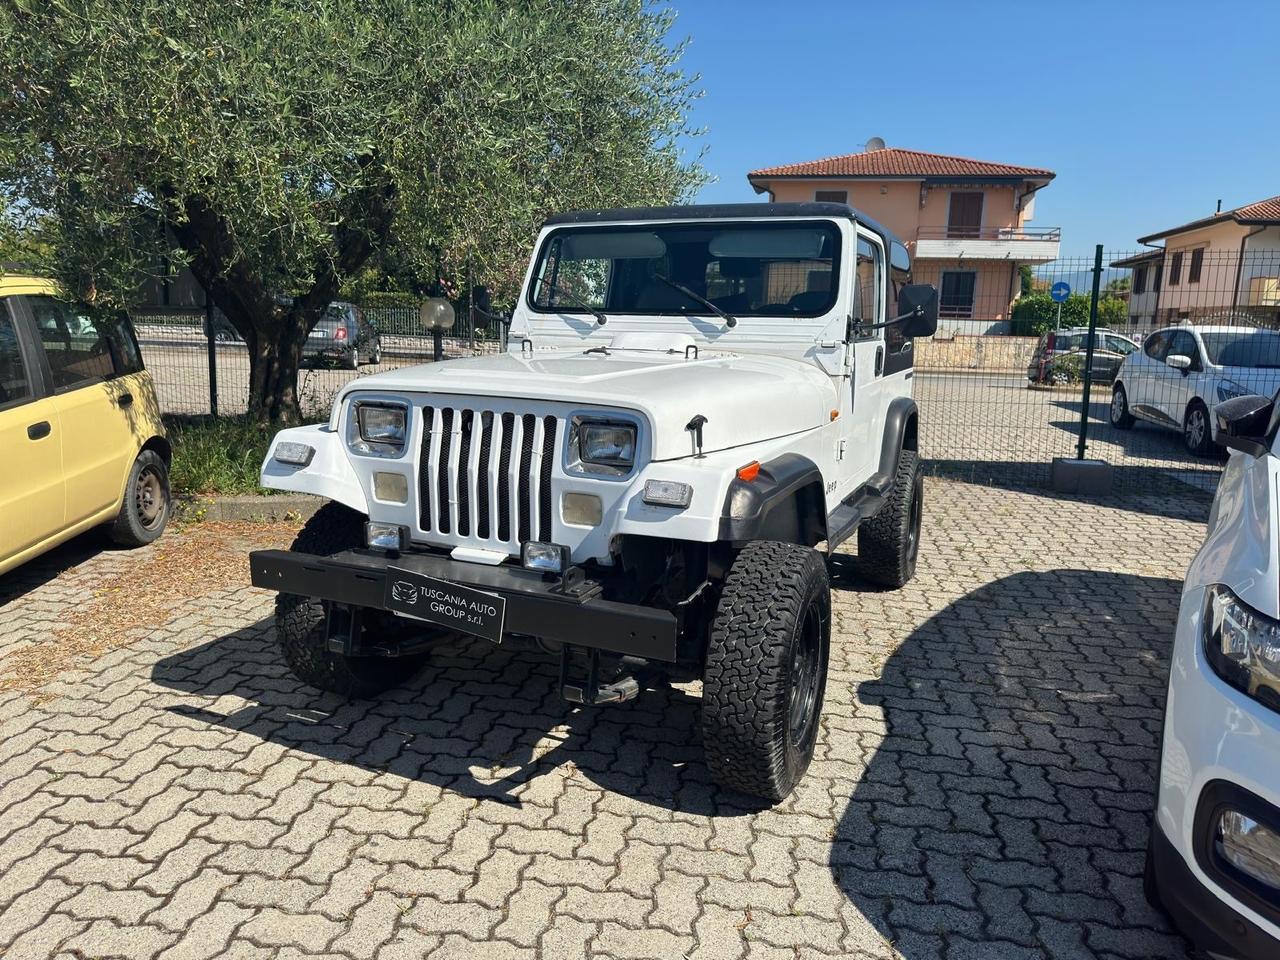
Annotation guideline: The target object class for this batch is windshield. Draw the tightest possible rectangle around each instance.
[528,221,842,319]
[1202,330,1280,369]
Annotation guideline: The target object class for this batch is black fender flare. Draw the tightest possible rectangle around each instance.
[871,397,919,495]
[717,452,828,547]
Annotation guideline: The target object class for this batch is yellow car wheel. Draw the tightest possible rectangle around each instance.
[110,449,171,547]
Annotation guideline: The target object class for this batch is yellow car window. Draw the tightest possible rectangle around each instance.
[0,310,32,406]
[28,296,142,390]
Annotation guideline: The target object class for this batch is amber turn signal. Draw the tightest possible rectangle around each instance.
[736,461,761,482]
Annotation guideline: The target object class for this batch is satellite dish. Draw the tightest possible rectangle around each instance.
[864,136,886,152]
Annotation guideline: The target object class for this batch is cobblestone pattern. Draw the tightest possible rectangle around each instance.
[0,480,1208,958]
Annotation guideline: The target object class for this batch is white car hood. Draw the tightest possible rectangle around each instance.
[342,347,838,461]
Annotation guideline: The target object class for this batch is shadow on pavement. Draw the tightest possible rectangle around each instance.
[832,568,1193,958]
[0,529,116,608]
[150,619,769,817]
[926,459,1214,521]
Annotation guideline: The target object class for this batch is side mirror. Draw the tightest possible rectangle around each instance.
[897,284,938,338]
[1214,393,1273,458]
[1166,353,1192,373]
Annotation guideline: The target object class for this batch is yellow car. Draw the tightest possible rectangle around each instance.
[1,274,171,575]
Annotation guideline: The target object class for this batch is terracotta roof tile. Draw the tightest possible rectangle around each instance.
[748,147,1054,181]
[1137,195,1280,243]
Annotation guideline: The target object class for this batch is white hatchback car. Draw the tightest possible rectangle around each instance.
[1147,391,1280,958]
[1110,325,1280,456]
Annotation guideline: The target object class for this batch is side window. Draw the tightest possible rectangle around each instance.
[1143,331,1170,360]
[27,295,142,391]
[854,236,881,338]
[0,307,33,408]
[1107,335,1136,355]
[1166,330,1199,365]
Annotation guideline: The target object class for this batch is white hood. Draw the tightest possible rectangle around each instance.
[1217,366,1280,399]
[342,345,838,461]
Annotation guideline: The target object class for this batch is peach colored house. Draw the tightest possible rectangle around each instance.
[748,144,1057,331]
[1120,197,1280,326]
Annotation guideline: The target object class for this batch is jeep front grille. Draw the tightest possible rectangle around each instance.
[418,405,558,550]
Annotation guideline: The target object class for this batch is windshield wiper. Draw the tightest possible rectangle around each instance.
[652,273,737,329]
[538,276,606,325]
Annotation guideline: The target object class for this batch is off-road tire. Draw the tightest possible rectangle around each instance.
[346,347,360,370]
[1110,383,1136,429]
[856,449,923,588]
[110,449,171,547]
[702,540,830,802]
[369,342,382,365]
[275,503,418,697]
[1183,400,1217,457]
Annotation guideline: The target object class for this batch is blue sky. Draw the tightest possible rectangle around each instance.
[671,0,1280,254]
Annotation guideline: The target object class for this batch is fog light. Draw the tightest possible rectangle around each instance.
[373,471,409,504]
[563,492,603,526]
[643,479,692,508]
[365,522,407,551]
[274,441,314,467]
[522,541,569,574]
[1217,809,1280,891]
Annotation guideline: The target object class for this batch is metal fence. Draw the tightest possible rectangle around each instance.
[916,246,1280,497]
[133,247,1280,500]
[137,302,507,420]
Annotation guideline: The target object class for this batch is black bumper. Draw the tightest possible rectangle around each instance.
[1150,819,1280,960]
[249,548,678,662]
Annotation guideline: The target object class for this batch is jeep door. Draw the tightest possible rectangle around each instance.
[0,298,65,568]
[841,233,888,488]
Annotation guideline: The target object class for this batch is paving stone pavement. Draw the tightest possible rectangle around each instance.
[0,478,1210,959]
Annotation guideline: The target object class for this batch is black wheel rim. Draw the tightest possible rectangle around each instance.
[906,476,923,562]
[787,600,823,748]
[135,466,165,530]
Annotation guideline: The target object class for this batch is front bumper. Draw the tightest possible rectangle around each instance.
[249,547,678,662]
[1151,819,1280,959]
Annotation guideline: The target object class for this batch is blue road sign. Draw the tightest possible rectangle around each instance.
[1050,281,1071,303]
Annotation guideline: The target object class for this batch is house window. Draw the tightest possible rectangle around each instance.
[1189,247,1204,284]
[1134,266,1147,295]
[1169,251,1183,286]
[1153,263,1162,291]
[815,190,847,204]
[946,192,984,238]
[939,271,976,319]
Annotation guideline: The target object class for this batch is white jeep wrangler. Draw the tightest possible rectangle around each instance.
[250,202,938,801]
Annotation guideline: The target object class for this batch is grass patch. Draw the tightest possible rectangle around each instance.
[165,415,277,496]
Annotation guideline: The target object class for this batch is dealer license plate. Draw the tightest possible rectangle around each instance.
[384,567,507,643]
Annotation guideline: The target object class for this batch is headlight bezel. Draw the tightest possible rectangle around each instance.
[1218,379,1250,403]
[347,398,409,459]
[1203,583,1280,714]
[566,414,640,479]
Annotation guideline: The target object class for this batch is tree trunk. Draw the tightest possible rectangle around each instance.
[246,322,307,424]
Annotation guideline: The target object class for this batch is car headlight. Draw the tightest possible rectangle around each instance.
[1203,584,1280,713]
[1218,380,1250,403]
[348,400,408,458]
[568,417,637,477]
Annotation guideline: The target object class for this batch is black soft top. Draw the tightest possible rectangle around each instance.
[542,202,901,248]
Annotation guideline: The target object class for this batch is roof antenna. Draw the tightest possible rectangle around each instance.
[1217,199,1223,214]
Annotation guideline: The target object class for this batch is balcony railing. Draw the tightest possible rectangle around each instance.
[916,226,1062,241]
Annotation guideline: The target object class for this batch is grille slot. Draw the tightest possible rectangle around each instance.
[417,403,559,553]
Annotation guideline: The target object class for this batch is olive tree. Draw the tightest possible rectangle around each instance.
[0,0,706,422]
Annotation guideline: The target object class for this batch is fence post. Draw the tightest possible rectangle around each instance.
[1075,244,1104,459]
[205,293,219,417]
